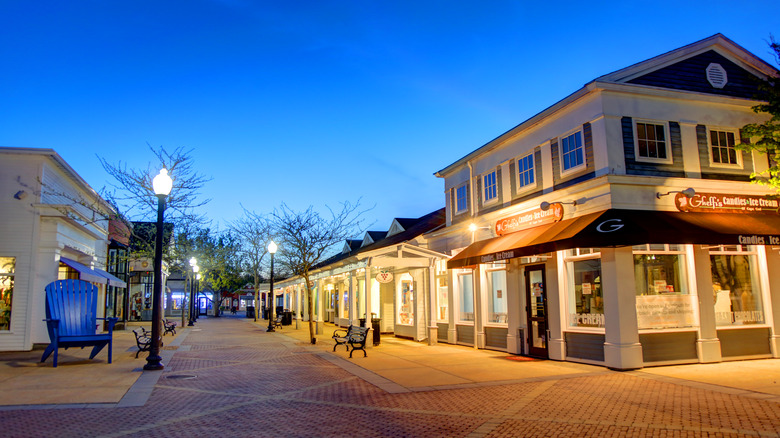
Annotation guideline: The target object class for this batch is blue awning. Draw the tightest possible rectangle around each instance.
[95,268,127,288]
[59,257,106,284]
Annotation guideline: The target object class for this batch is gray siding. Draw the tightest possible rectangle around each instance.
[456,325,474,345]
[552,123,596,190]
[437,323,448,342]
[639,331,697,363]
[718,327,771,357]
[485,326,508,349]
[696,125,754,181]
[565,332,605,362]
[622,117,685,177]
[628,50,763,100]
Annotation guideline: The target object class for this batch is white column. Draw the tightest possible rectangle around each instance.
[601,247,644,370]
[545,255,565,361]
[505,259,522,354]
[474,265,485,349]
[428,260,438,346]
[316,279,324,334]
[364,265,373,349]
[762,247,780,357]
[348,272,356,326]
[447,269,457,344]
[691,245,721,362]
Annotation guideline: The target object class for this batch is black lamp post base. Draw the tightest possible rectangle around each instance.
[187,321,194,326]
[267,327,275,332]
[143,355,164,371]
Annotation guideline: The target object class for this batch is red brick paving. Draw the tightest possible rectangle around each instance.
[0,316,778,437]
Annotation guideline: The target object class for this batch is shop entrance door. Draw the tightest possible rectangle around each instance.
[524,265,548,358]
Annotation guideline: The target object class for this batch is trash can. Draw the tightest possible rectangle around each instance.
[246,306,255,319]
[370,314,381,346]
[358,316,367,327]
[282,311,292,325]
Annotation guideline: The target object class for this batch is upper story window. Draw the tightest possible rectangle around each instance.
[709,129,741,166]
[483,171,497,203]
[635,121,672,163]
[455,184,468,214]
[517,153,535,189]
[561,131,584,172]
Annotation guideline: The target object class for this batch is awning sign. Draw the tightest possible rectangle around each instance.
[495,203,563,236]
[676,192,779,214]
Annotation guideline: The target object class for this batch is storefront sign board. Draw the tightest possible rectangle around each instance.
[675,192,780,214]
[495,203,563,236]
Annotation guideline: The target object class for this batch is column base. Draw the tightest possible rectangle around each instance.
[696,338,722,363]
[604,342,643,370]
[448,328,457,344]
[770,335,780,358]
[548,338,566,361]
[427,326,438,346]
[475,331,485,349]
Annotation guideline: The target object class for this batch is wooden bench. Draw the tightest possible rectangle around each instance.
[332,325,370,358]
[163,319,177,336]
[133,328,152,358]
[271,315,283,330]
[41,280,118,367]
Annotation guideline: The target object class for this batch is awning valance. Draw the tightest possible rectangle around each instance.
[447,209,780,269]
[59,257,127,288]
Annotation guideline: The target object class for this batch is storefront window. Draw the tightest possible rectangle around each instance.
[435,260,448,322]
[487,268,507,324]
[633,244,695,330]
[0,257,15,331]
[566,250,603,328]
[710,245,764,326]
[397,274,414,325]
[459,272,474,322]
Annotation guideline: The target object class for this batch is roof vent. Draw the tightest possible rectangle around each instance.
[706,63,727,89]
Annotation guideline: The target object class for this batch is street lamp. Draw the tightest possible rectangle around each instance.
[266,240,278,332]
[187,258,197,326]
[144,168,172,371]
[192,265,200,322]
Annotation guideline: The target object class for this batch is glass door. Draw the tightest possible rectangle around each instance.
[524,265,548,358]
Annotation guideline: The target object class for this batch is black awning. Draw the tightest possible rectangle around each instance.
[447,209,780,269]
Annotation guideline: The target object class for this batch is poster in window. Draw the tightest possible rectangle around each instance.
[582,283,592,295]
[497,289,502,299]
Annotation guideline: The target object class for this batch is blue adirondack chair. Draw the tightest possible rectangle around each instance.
[41,279,118,367]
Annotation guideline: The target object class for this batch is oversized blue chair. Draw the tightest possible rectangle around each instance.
[41,279,118,367]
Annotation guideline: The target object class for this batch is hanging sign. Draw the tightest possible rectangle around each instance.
[495,203,563,236]
[376,271,394,283]
[675,192,780,214]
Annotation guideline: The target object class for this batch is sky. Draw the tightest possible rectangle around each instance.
[2,1,779,235]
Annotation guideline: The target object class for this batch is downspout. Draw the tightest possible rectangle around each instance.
[467,160,475,217]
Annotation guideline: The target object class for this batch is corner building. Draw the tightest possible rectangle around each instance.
[427,34,780,370]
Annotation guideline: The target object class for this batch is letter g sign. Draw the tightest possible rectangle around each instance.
[596,219,624,233]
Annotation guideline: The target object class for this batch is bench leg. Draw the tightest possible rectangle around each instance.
[41,343,57,367]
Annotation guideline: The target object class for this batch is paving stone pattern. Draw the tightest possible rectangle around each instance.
[0,317,778,437]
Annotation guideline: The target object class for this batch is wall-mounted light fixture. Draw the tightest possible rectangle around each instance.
[468,223,491,233]
[656,188,696,199]
[540,200,576,211]
[14,190,27,200]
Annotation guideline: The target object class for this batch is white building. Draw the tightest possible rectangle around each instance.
[0,147,122,351]
[428,34,780,369]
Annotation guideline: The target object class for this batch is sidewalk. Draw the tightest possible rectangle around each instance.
[0,315,778,408]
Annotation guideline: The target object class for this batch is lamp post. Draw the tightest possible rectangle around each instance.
[187,258,197,326]
[144,168,172,371]
[194,271,201,321]
[266,240,278,332]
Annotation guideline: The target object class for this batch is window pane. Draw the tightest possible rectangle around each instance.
[711,253,764,326]
[397,277,414,325]
[436,275,448,322]
[0,257,15,331]
[488,270,507,324]
[459,274,474,322]
[634,253,694,329]
[567,258,604,328]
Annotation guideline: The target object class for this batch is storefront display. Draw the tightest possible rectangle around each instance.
[566,250,603,329]
[710,245,765,326]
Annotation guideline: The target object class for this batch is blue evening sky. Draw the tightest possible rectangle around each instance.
[2,1,779,232]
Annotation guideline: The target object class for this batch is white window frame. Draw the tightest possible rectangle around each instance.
[482,171,498,205]
[454,184,468,215]
[633,119,673,164]
[707,127,743,169]
[457,270,475,324]
[516,152,536,193]
[559,129,586,176]
[564,249,604,332]
[484,264,508,326]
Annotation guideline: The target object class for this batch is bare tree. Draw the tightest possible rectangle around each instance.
[272,201,367,344]
[229,208,274,322]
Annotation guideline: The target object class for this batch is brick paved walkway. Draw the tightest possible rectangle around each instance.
[0,316,778,437]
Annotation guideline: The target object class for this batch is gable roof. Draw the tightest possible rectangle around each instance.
[434,34,780,178]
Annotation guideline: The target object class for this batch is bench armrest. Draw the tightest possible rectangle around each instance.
[332,329,348,337]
